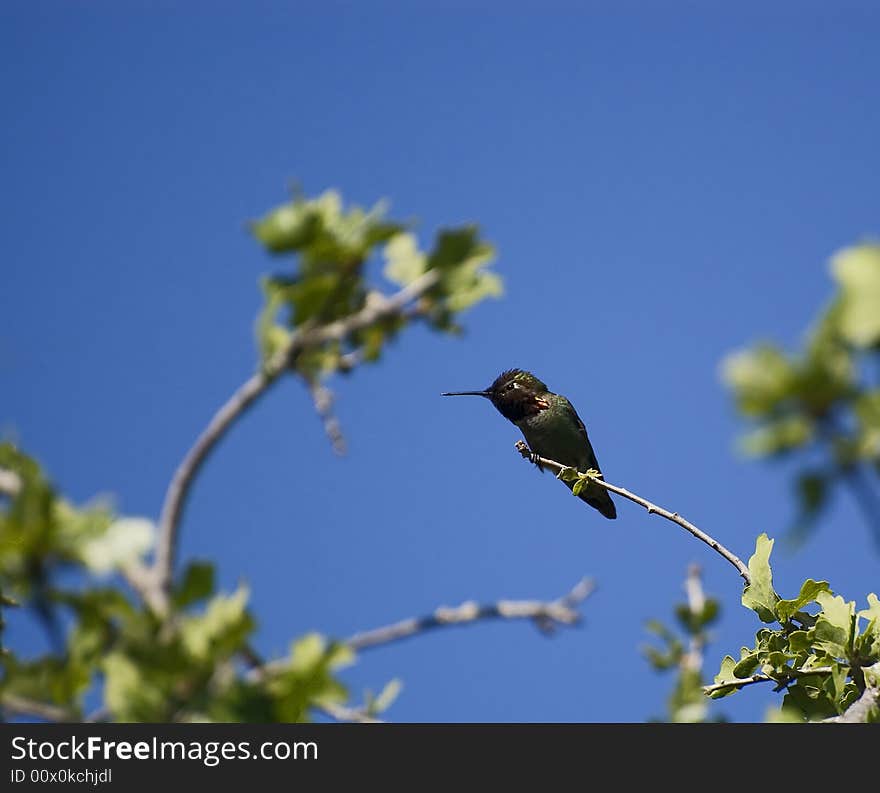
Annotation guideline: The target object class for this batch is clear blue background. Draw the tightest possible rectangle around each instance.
[2,2,878,722]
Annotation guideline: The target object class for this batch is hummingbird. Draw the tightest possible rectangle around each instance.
[442,369,617,519]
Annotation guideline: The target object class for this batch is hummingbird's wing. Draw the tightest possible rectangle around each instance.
[556,395,617,520]
[556,395,602,473]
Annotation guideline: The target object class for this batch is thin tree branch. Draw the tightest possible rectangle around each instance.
[702,666,835,696]
[306,378,346,456]
[150,269,442,612]
[249,577,595,681]
[346,576,595,651]
[151,368,273,610]
[702,673,774,695]
[9,575,592,724]
[120,560,166,615]
[514,441,752,586]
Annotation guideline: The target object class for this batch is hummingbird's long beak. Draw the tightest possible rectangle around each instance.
[441,390,490,397]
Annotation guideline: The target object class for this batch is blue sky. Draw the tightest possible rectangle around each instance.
[2,2,879,722]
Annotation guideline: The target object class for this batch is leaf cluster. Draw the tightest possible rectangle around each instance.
[721,243,880,542]
[251,189,501,376]
[2,189,501,723]
[0,444,396,722]
[711,533,880,722]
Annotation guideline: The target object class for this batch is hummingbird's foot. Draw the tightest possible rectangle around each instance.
[514,440,544,471]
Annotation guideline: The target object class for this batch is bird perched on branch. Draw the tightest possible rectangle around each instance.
[443,369,616,519]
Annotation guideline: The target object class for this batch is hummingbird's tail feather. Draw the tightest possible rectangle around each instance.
[582,490,617,519]
[575,485,617,519]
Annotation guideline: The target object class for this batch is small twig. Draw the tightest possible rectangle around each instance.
[345,576,595,651]
[514,442,751,586]
[150,269,442,612]
[703,666,835,696]
[151,368,272,612]
[306,378,347,455]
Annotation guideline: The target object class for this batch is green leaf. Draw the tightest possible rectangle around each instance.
[180,587,253,662]
[783,678,838,720]
[251,197,322,254]
[858,593,880,633]
[741,533,780,623]
[383,232,426,286]
[643,646,680,670]
[739,416,813,457]
[255,276,293,361]
[1,656,90,710]
[721,345,795,417]
[830,243,880,348]
[813,591,854,660]
[251,190,402,264]
[827,664,850,710]
[788,630,812,654]
[761,652,795,674]
[668,669,708,723]
[288,633,354,675]
[78,517,154,575]
[288,274,353,326]
[708,655,739,699]
[64,589,134,666]
[263,633,353,722]
[425,227,501,316]
[764,705,804,723]
[733,653,760,678]
[777,579,830,623]
[854,391,880,459]
[675,598,720,634]
[289,633,327,674]
[173,562,216,609]
[642,618,683,670]
[102,651,167,721]
[644,619,675,640]
[555,467,579,484]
